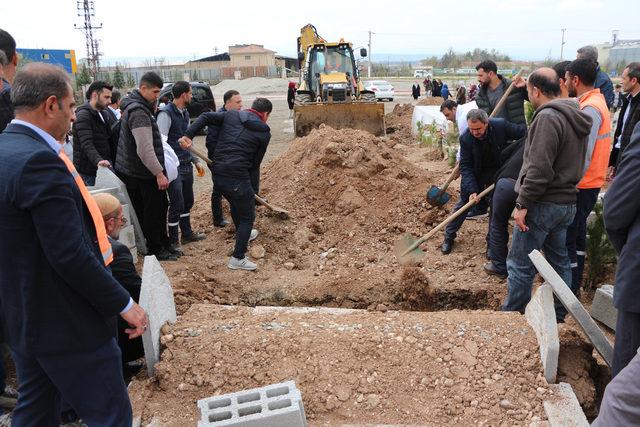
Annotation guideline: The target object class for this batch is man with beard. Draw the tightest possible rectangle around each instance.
[475,60,527,125]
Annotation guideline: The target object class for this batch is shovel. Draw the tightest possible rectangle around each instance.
[186,145,290,219]
[425,69,524,207]
[396,184,495,264]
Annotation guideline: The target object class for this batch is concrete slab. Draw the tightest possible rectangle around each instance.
[140,256,177,376]
[528,250,614,367]
[118,224,136,250]
[197,380,307,427]
[95,167,147,254]
[590,285,617,331]
[543,382,589,427]
[525,284,559,383]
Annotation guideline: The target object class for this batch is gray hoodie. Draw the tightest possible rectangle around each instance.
[515,98,592,207]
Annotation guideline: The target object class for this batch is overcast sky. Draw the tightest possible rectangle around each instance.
[3,0,640,64]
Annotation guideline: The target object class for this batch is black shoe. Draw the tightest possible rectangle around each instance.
[483,261,507,279]
[166,243,184,257]
[155,249,179,261]
[182,231,206,244]
[467,206,489,220]
[441,239,454,255]
[214,219,229,228]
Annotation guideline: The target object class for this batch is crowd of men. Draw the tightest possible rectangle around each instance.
[1,21,640,423]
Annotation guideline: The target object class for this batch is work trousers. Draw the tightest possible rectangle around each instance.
[444,177,492,241]
[209,164,226,225]
[11,338,132,427]
[167,164,195,243]
[214,175,255,259]
[502,202,576,313]
[121,174,168,254]
[487,178,518,275]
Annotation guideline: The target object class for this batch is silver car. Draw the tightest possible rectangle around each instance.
[363,80,394,102]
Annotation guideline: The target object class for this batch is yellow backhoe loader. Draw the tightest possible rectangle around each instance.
[293,24,385,137]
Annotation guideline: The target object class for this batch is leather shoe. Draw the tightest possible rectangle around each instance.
[483,261,507,279]
[441,239,454,255]
[182,231,206,244]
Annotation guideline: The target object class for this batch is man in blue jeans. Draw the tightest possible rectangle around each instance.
[181,98,272,271]
[502,68,592,313]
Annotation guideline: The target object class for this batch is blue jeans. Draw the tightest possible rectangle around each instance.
[502,202,576,313]
[487,178,518,275]
[213,175,255,259]
[167,164,195,243]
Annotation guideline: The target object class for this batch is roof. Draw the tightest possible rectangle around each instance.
[192,52,230,62]
[229,44,276,55]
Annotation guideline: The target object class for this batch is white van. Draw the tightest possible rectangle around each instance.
[413,69,432,78]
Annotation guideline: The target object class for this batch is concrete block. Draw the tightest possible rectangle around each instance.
[140,256,176,376]
[590,285,617,330]
[543,382,589,427]
[121,203,132,224]
[529,250,614,367]
[118,224,136,250]
[525,284,559,383]
[95,167,147,254]
[88,186,121,198]
[197,380,307,427]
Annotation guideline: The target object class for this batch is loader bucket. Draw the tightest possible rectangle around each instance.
[294,102,386,137]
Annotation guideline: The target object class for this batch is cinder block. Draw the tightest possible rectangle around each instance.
[197,380,307,427]
[95,167,147,254]
[118,224,136,250]
[525,284,559,383]
[590,285,617,330]
[529,250,614,367]
[544,382,589,427]
[140,256,176,376]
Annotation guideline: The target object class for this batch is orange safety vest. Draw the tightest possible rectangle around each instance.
[58,152,114,266]
[578,88,611,189]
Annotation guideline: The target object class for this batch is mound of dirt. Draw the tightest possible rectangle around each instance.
[385,103,414,145]
[418,96,445,106]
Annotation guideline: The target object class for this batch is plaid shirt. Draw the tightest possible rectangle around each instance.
[0,79,14,133]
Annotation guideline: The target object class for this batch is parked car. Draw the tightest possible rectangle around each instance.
[158,81,216,121]
[363,80,394,102]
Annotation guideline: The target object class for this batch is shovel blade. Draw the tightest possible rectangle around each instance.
[394,233,426,265]
[426,185,451,207]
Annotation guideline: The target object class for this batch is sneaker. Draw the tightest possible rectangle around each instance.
[2,386,18,399]
[214,219,230,228]
[0,414,11,427]
[182,231,206,244]
[154,249,179,261]
[467,206,489,220]
[227,256,258,271]
[483,261,507,279]
[249,229,259,242]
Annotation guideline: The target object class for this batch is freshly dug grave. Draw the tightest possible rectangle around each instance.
[162,126,507,315]
[129,305,554,426]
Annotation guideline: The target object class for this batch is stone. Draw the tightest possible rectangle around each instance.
[543,382,589,427]
[529,250,613,367]
[284,262,295,270]
[590,284,617,330]
[140,256,177,376]
[249,244,266,260]
[499,399,514,410]
[95,167,147,253]
[525,284,560,383]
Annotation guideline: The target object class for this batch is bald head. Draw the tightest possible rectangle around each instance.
[527,67,561,109]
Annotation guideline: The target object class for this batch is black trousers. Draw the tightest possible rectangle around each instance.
[214,175,255,259]
[11,338,132,426]
[209,164,225,225]
[167,165,195,242]
[612,310,640,378]
[487,178,518,274]
[122,175,168,254]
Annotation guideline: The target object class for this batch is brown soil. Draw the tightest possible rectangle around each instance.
[129,305,552,426]
[385,103,415,145]
[417,96,445,106]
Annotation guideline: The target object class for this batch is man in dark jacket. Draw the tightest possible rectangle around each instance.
[475,60,528,125]
[115,72,177,261]
[181,98,272,271]
[0,63,147,426]
[411,82,421,100]
[0,28,18,133]
[441,109,526,254]
[502,68,592,313]
[604,121,640,378]
[72,80,114,185]
[577,45,614,108]
[608,62,640,175]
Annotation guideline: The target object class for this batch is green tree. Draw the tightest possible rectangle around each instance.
[76,64,92,89]
[102,71,113,85]
[192,69,199,81]
[126,73,136,88]
[113,65,125,88]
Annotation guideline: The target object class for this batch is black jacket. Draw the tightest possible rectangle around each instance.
[185,109,270,186]
[0,124,130,355]
[475,76,528,125]
[0,79,13,133]
[495,137,526,181]
[604,122,640,312]
[72,102,115,176]
[459,118,527,194]
[610,93,640,167]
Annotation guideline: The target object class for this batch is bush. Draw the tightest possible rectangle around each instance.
[584,201,616,291]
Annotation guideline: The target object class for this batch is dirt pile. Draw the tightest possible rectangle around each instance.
[129,305,552,426]
[385,103,414,145]
[418,96,445,106]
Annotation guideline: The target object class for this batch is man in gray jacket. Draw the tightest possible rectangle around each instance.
[604,122,640,378]
[502,68,592,313]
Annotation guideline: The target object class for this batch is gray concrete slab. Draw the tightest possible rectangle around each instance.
[528,250,614,367]
[140,256,177,376]
[544,382,589,427]
[525,284,559,383]
[590,285,617,331]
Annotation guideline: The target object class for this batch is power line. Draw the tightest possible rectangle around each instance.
[74,0,103,77]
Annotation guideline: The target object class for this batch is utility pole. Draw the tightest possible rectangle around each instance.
[560,28,566,60]
[74,0,103,78]
[368,30,374,78]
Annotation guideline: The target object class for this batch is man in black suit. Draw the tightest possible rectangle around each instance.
[0,63,148,425]
[604,121,640,378]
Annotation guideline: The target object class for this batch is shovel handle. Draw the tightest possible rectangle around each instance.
[254,194,274,209]
[403,184,495,256]
[437,164,459,195]
[489,69,524,119]
[188,145,213,166]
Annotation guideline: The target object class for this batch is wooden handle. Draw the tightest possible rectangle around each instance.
[403,184,495,256]
[438,164,459,195]
[188,145,212,165]
[254,194,273,209]
[489,69,524,119]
